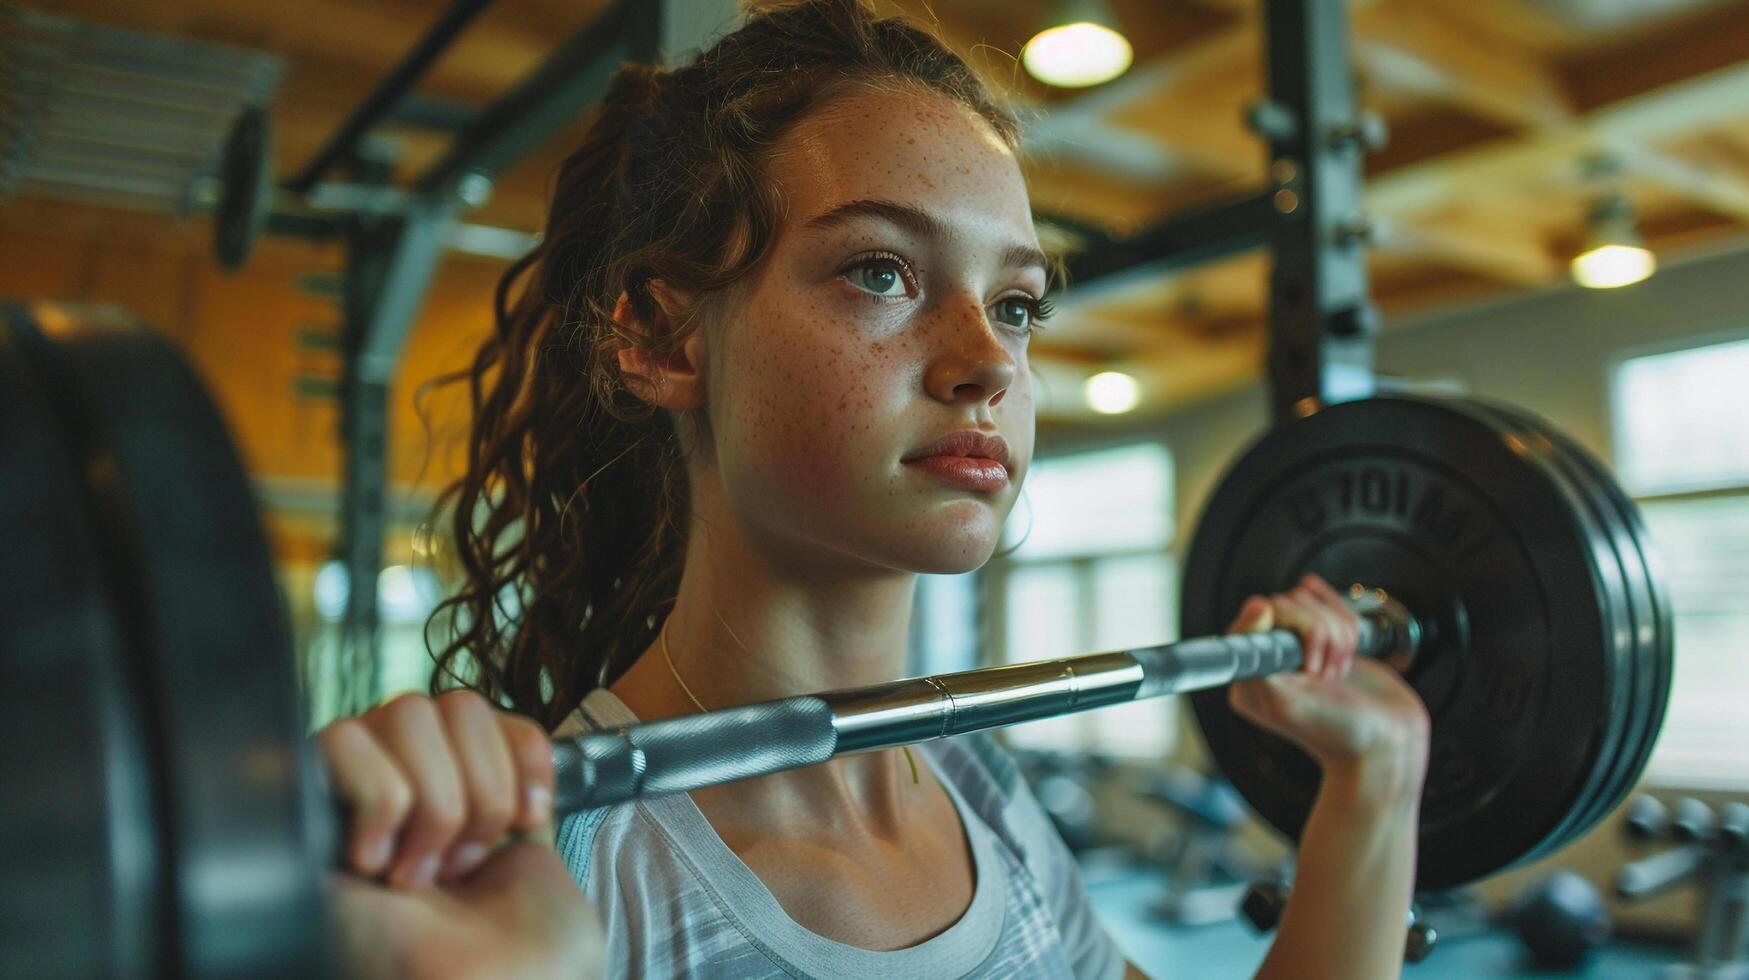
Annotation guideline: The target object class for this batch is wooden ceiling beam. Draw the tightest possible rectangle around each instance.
[1418,0,1583,57]
[1612,145,1749,224]
[1368,63,1749,217]
[1559,0,1749,112]
[1369,214,1559,286]
[1028,2,1572,183]
[1174,0,1257,16]
[1021,28,1258,181]
[1352,4,1571,129]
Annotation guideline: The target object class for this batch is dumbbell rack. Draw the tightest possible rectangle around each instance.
[1618,795,1749,979]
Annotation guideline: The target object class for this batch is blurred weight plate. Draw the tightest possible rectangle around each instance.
[1476,402,1672,835]
[1444,399,1645,857]
[0,303,331,978]
[1183,396,1636,891]
[0,304,165,977]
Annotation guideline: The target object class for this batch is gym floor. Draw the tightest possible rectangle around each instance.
[1080,855,1686,978]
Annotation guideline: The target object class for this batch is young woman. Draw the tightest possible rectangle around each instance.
[317,1,1431,977]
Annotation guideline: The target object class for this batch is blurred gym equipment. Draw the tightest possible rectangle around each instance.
[1138,767,1258,927]
[1617,795,1749,979]
[1241,872,1612,967]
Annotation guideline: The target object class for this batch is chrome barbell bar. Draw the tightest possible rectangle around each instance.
[550,589,1420,814]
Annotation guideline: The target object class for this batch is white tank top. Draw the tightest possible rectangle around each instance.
[553,688,1128,979]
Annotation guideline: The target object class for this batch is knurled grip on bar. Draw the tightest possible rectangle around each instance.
[551,697,839,813]
[1131,604,1403,699]
[545,592,1420,817]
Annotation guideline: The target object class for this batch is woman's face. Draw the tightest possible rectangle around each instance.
[701,84,1044,575]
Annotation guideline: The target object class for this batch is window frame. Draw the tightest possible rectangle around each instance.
[1607,325,1749,499]
[1606,329,1749,791]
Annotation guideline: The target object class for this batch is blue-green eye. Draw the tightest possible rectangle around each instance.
[847,257,909,297]
[994,295,1054,333]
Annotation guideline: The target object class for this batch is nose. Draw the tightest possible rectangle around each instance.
[922,298,1018,408]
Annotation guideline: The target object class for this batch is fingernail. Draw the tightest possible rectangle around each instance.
[357,835,392,874]
[526,783,552,821]
[444,841,488,879]
[403,853,440,889]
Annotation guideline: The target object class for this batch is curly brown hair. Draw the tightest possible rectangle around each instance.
[427,0,1022,729]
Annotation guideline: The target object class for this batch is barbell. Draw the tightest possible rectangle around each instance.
[0,303,1673,977]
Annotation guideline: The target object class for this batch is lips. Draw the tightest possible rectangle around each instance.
[903,430,1011,492]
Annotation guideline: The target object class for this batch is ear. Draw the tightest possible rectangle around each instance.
[614,282,707,412]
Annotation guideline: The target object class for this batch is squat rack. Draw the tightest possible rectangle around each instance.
[274,0,1383,709]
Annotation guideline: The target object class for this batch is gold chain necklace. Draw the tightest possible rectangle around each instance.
[659,620,919,785]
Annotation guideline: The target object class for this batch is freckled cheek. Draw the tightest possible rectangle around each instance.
[729,335,902,499]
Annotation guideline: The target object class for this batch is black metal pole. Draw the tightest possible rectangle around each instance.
[1061,191,1277,289]
[337,212,396,713]
[415,0,656,201]
[285,0,498,195]
[1260,0,1379,422]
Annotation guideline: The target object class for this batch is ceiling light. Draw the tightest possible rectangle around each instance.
[1023,0,1133,88]
[1084,370,1141,414]
[1571,195,1655,290]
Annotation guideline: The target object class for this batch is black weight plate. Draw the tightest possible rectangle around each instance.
[1481,404,1673,831]
[1460,405,1653,846]
[214,106,273,271]
[0,304,166,976]
[5,304,333,978]
[1530,417,1674,823]
[1448,400,1646,856]
[1184,396,1623,891]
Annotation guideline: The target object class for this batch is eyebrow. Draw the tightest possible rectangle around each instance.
[801,197,1050,276]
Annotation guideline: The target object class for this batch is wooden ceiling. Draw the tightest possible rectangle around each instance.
[999,0,1749,418]
[6,0,1749,470]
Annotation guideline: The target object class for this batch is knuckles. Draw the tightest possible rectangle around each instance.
[316,716,364,753]
[503,719,553,772]
[379,691,437,729]
[466,796,515,834]
[320,690,557,888]
[414,797,467,837]
[372,780,415,825]
[434,688,489,719]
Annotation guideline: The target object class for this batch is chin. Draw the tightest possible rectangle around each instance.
[885,512,1007,574]
[908,544,996,575]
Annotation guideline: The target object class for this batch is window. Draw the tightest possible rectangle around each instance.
[300,558,445,729]
[986,443,1178,758]
[909,571,981,677]
[1614,336,1749,788]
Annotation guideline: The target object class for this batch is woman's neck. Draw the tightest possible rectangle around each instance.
[624,508,917,710]
[606,502,924,826]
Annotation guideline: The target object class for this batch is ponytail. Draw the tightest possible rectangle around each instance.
[429,63,686,728]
